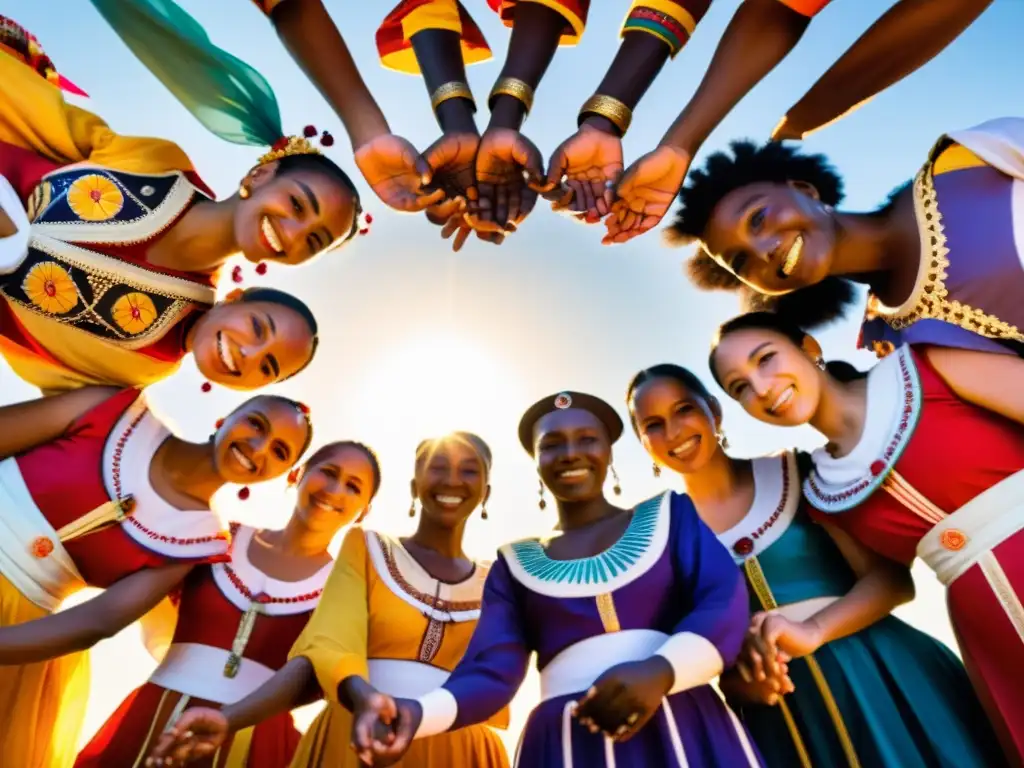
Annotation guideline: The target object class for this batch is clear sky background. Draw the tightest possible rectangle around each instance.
[4,0,1022,755]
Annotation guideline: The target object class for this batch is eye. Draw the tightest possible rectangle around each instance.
[347,481,361,493]
[250,315,264,340]
[247,415,264,432]
[321,466,339,478]
[643,421,663,434]
[757,351,776,367]
[731,381,749,398]
[675,403,694,415]
[290,195,302,215]
[749,207,766,232]
[730,251,749,276]
[272,442,288,461]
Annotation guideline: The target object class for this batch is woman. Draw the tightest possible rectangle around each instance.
[627,363,1002,767]
[355,391,759,768]
[0,386,312,767]
[665,124,1024,366]
[76,440,381,767]
[147,431,508,768]
[709,311,1024,764]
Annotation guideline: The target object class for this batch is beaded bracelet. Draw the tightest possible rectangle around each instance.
[488,77,535,115]
[622,6,691,58]
[430,81,477,113]
[578,94,633,137]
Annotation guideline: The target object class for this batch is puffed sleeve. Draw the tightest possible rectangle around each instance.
[414,554,531,737]
[288,527,370,704]
[376,0,493,74]
[653,493,749,694]
[620,1,712,57]
[489,0,590,45]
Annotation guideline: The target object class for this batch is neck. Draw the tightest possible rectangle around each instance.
[556,494,619,532]
[829,205,912,284]
[682,449,748,506]
[810,376,866,448]
[150,198,241,273]
[156,437,226,505]
[410,515,468,560]
[271,513,332,558]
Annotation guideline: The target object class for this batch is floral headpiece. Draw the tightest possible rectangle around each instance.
[257,125,334,167]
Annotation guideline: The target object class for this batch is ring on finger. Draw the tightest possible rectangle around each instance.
[626,712,640,726]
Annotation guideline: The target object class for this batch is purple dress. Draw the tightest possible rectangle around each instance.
[413,492,762,768]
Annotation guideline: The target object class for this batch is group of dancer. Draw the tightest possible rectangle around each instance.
[0,1,1020,767]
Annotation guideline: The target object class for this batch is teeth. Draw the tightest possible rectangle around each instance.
[559,469,588,479]
[769,386,795,414]
[670,436,700,457]
[261,216,284,254]
[781,235,803,276]
[217,332,238,374]
[313,499,338,513]
[435,495,464,506]
[230,445,255,472]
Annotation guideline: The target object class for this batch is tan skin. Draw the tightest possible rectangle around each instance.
[185,298,315,390]
[0,206,15,237]
[0,394,311,665]
[140,443,379,766]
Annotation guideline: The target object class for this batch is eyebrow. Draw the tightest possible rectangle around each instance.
[266,354,280,379]
[735,193,762,218]
[748,342,771,361]
[297,181,320,216]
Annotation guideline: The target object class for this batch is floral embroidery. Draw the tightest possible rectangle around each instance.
[66,174,124,222]
[111,292,158,334]
[22,261,78,314]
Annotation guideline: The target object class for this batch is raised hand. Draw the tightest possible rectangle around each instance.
[544,123,623,223]
[469,128,548,232]
[573,656,674,742]
[145,707,228,766]
[355,134,445,213]
[603,145,691,245]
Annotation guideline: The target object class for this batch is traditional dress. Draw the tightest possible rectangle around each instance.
[0,387,230,767]
[861,117,1024,358]
[804,345,1024,765]
[287,527,508,767]
[414,492,760,767]
[722,451,1002,768]
[76,523,327,768]
[0,49,218,394]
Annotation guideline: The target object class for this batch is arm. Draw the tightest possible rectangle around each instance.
[776,0,994,140]
[0,208,13,238]
[0,563,191,664]
[924,346,1024,426]
[0,386,118,460]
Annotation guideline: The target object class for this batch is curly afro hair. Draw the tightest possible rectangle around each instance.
[666,140,859,329]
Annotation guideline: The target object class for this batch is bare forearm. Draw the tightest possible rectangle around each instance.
[579,32,671,136]
[269,0,389,147]
[488,4,566,131]
[808,567,913,646]
[222,656,315,731]
[410,30,478,134]
[661,0,809,153]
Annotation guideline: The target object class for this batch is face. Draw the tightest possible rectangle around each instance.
[235,162,357,265]
[713,328,823,427]
[413,440,489,529]
[191,300,315,389]
[534,409,610,503]
[702,181,836,296]
[212,397,310,485]
[631,378,720,475]
[294,445,376,534]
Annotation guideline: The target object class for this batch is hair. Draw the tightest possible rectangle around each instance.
[226,394,314,457]
[625,364,713,434]
[415,432,493,475]
[274,154,363,243]
[665,140,858,329]
[237,287,319,379]
[708,311,866,387]
[302,440,382,498]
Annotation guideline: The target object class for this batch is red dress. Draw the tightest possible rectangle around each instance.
[76,523,330,768]
[804,345,1024,766]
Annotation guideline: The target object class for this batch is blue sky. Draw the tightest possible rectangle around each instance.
[5,0,1021,748]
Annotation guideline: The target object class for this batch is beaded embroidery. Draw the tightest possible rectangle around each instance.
[724,454,795,561]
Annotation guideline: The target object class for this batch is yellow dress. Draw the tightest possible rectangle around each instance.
[288,528,509,767]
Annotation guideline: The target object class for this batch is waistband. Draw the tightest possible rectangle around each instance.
[149,642,275,705]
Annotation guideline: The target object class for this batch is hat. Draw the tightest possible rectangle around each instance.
[517,391,624,455]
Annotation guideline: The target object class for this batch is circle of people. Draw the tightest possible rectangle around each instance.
[0,1,1020,767]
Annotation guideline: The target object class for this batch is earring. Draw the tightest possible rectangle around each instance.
[238,185,250,199]
[652,462,661,478]
[237,487,250,500]
[538,479,546,511]
[481,504,488,521]
[408,499,417,518]
[716,430,730,450]
[286,467,300,486]
[201,381,212,393]
[816,357,827,371]
[610,465,622,496]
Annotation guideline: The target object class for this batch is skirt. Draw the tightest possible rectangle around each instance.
[75,682,300,768]
[290,700,509,768]
[513,683,762,768]
[735,615,1005,768]
[0,572,90,768]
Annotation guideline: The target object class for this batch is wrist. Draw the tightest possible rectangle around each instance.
[802,618,826,651]
[436,99,479,135]
[580,115,619,136]
[347,116,391,152]
[487,94,527,131]
[642,654,676,696]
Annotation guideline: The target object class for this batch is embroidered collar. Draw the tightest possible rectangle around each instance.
[211,524,330,616]
[717,452,800,564]
[804,346,922,513]
[102,394,230,560]
[364,531,484,623]
[501,492,669,598]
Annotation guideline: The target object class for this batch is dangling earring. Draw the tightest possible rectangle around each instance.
[238,185,250,199]
[286,467,300,487]
[408,498,417,518]
[481,504,488,520]
[201,381,212,393]
[237,487,250,500]
[610,465,622,496]
[716,430,730,450]
[652,462,661,478]
[537,480,546,510]
[816,357,827,371]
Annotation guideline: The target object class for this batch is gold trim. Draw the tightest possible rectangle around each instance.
[868,160,1024,343]
[979,552,1024,646]
[430,81,476,112]
[596,592,621,633]
[881,470,947,525]
[488,77,535,114]
[744,556,861,768]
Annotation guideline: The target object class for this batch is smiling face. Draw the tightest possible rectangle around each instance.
[191,300,315,389]
[295,444,376,535]
[235,162,357,266]
[413,439,489,529]
[534,408,611,503]
[631,378,720,476]
[212,397,311,485]
[702,180,836,296]
[712,327,824,427]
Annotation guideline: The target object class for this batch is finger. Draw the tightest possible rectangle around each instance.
[414,154,434,187]
[507,187,522,230]
[475,184,495,224]
[592,179,611,217]
[453,225,470,252]
[514,142,546,191]
[747,647,765,681]
[440,217,461,239]
[549,185,574,210]
[494,184,509,230]
[411,187,446,211]
[736,661,753,683]
[545,148,568,191]
[580,183,599,223]
[567,180,587,214]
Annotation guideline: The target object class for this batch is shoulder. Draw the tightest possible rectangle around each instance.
[339,526,371,562]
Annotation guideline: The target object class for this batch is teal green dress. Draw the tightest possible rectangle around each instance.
[718,451,1003,768]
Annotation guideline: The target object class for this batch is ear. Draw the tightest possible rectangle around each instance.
[788,180,820,201]
[707,395,724,429]
[243,161,279,192]
[355,504,371,525]
[800,333,823,363]
[408,478,417,501]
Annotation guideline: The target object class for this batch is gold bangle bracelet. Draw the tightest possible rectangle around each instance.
[579,94,633,136]
[488,77,535,115]
[430,81,476,112]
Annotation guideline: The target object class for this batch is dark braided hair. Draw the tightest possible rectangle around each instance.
[625,364,713,434]
[237,287,319,380]
[302,440,382,498]
[274,154,363,244]
[666,140,859,329]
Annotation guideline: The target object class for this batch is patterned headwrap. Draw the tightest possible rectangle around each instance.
[0,15,87,96]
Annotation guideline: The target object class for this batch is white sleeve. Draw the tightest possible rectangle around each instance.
[0,176,30,275]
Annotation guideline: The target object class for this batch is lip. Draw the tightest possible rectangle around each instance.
[767,385,796,416]
[556,467,591,484]
[229,443,256,474]
[259,215,285,257]
[433,493,467,509]
[774,233,803,278]
[216,331,241,377]
[310,495,342,514]
[669,435,701,461]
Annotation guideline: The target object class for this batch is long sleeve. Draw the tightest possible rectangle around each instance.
[377,0,492,74]
[489,0,590,45]
[654,493,749,695]
[415,554,530,737]
[288,527,370,704]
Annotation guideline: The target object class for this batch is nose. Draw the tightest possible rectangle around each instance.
[750,373,773,400]
[665,416,683,443]
[246,435,270,474]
